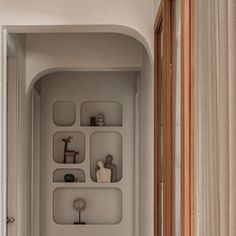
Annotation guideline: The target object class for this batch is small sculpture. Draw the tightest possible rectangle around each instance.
[90,116,97,126]
[104,155,117,182]
[96,161,111,183]
[64,174,77,182]
[73,198,86,224]
[97,112,105,126]
[62,136,79,164]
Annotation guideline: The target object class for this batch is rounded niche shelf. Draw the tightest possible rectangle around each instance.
[90,131,122,183]
[53,131,85,164]
[53,101,76,126]
[53,187,122,225]
[53,169,85,183]
[81,101,122,127]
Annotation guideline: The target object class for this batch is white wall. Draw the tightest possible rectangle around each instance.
[7,34,32,236]
[0,0,154,55]
[26,33,142,91]
[0,0,155,126]
[0,0,159,234]
[139,48,154,236]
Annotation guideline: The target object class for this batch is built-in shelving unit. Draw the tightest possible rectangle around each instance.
[39,72,136,236]
[52,99,123,225]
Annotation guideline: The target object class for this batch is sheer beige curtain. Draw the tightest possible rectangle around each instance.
[196,0,236,235]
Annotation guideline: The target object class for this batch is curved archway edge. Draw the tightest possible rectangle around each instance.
[14,24,153,95]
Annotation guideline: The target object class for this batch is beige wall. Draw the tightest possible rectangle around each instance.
[6,31,155,236]
[0,0,154,54]
[26,33,143,91]
[139,47,154,236]
[0,1,164,236]
[8,34,32,236]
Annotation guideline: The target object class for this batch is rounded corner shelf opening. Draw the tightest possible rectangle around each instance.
[53,187,122,225]
[53,131,85,164]
[53,168,85,183]
[90,131,123,183]
[53,101,76,126]
[81,101,122,127]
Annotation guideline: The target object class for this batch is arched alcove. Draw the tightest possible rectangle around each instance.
[7,28,154,236]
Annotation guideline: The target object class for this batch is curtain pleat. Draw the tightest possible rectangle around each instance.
[196,0,236,235]
[228,0,236,235]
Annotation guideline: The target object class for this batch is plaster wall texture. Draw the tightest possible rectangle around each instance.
[0,0,154,54]
[5,31,155,236]
[7,34,32,236]
[139,47,154,236]
[26,33,143,91]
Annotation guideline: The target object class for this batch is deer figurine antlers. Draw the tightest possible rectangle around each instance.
[62,136,79,164]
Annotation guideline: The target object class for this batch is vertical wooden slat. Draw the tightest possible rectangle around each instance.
[154,5,163,236]
[154,23,160,236]
[181,0,195,235]
[170,1,177,234]
[154,1,196,236]
[154,0,195,235]
[163,0,173,235]
[154,1,178,235]
[190,0,195,235]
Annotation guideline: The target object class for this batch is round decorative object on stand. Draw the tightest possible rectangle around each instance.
[73,198,86,224]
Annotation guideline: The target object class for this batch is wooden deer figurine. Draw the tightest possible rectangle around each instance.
[62,136,79,164]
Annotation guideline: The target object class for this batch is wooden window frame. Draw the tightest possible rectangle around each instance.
[154,0,195,235]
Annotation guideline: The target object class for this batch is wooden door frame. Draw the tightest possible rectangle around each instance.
[154,0,175,235]
[154,0,195,235]
[154,4,163,236]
